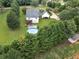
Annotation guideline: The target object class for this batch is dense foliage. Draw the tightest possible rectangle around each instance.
[0,19,77,59]
[66,0,79,7]
[74,16,79,32]
[0,0,79,59]
[7,11,20,30]
[59,7,79,20]
[11,0,20,17]
[0,0,48,7]
[31,0,39,7]
[7,0,20,30]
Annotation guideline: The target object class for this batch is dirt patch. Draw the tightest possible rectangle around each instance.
[73,53,79,59]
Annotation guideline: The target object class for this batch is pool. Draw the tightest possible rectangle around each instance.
[27,28,38,34]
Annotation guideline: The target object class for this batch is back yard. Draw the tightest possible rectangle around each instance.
[0,9,26,45]
[0,8,52,45]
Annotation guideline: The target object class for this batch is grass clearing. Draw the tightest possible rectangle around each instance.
[38,19,57,28]
[0,9,26,45]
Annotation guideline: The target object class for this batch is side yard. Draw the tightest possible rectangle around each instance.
[0,9,26,45]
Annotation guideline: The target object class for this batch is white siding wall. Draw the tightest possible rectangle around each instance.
[26,17,39,23]
[42,12,50,18]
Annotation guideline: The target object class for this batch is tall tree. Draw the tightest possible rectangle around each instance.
[11,0,20,17]
[0,0,4,13]
[31,0,39,6]
[2,0,12,7]
[7,0,20,30]
[66,0,79,7]
[7,11,20,30]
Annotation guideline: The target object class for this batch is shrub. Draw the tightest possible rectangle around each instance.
[66,0,79,7]
[47,2,56,8]
[31,0,39,7]
[55,2,61,8]
[74,16,79,32]
[22,8,26,15]
[64,20,77,37]
[59,8,79,20]
[58,5,66,12]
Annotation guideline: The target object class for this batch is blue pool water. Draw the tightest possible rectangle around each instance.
[27,28,38,34]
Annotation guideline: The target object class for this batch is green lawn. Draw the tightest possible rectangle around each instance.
[0,9,26,45]
[38,19,57,28]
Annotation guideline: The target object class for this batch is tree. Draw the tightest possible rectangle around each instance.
[74,16,79,32]
[2,0,12,7]
[59,10,72,20]
[0,0,4,13]
[37,21,70,52]
[31,0,39,7]
[58,5,66,12]
[25,0,31,5]
[5,48,23,59]
[17,0,25,5]
[6,0,20,30]
[41,0,47,6]
[39,0,42,4]
[64,20,77,36]
[11,0,20,17]
[7,11,20,30]
[66,0,79,7]
[47,2,55,8]
[59,7,79,20]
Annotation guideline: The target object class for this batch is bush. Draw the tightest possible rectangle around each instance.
[31,0,39,7]
[22,8,26,15]
[74,16,79,32]
[7,11,20,30]
[55,2,61,8]
[59,10,71,20]
[47,2,56,8]
[66,0,79,7]
[58,5,66,12]
[59,7,79,20]
[64,20,77,36]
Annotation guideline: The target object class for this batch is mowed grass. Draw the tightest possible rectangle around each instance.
[0,9,26,45]
[38,19,58,28]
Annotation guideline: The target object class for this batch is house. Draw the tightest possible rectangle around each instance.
[26,8,40,24]
[41,11,50,18]
[26,8,40,34]
[26,8,50,24]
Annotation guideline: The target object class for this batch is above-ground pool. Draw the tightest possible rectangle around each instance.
[27,28,38,34]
